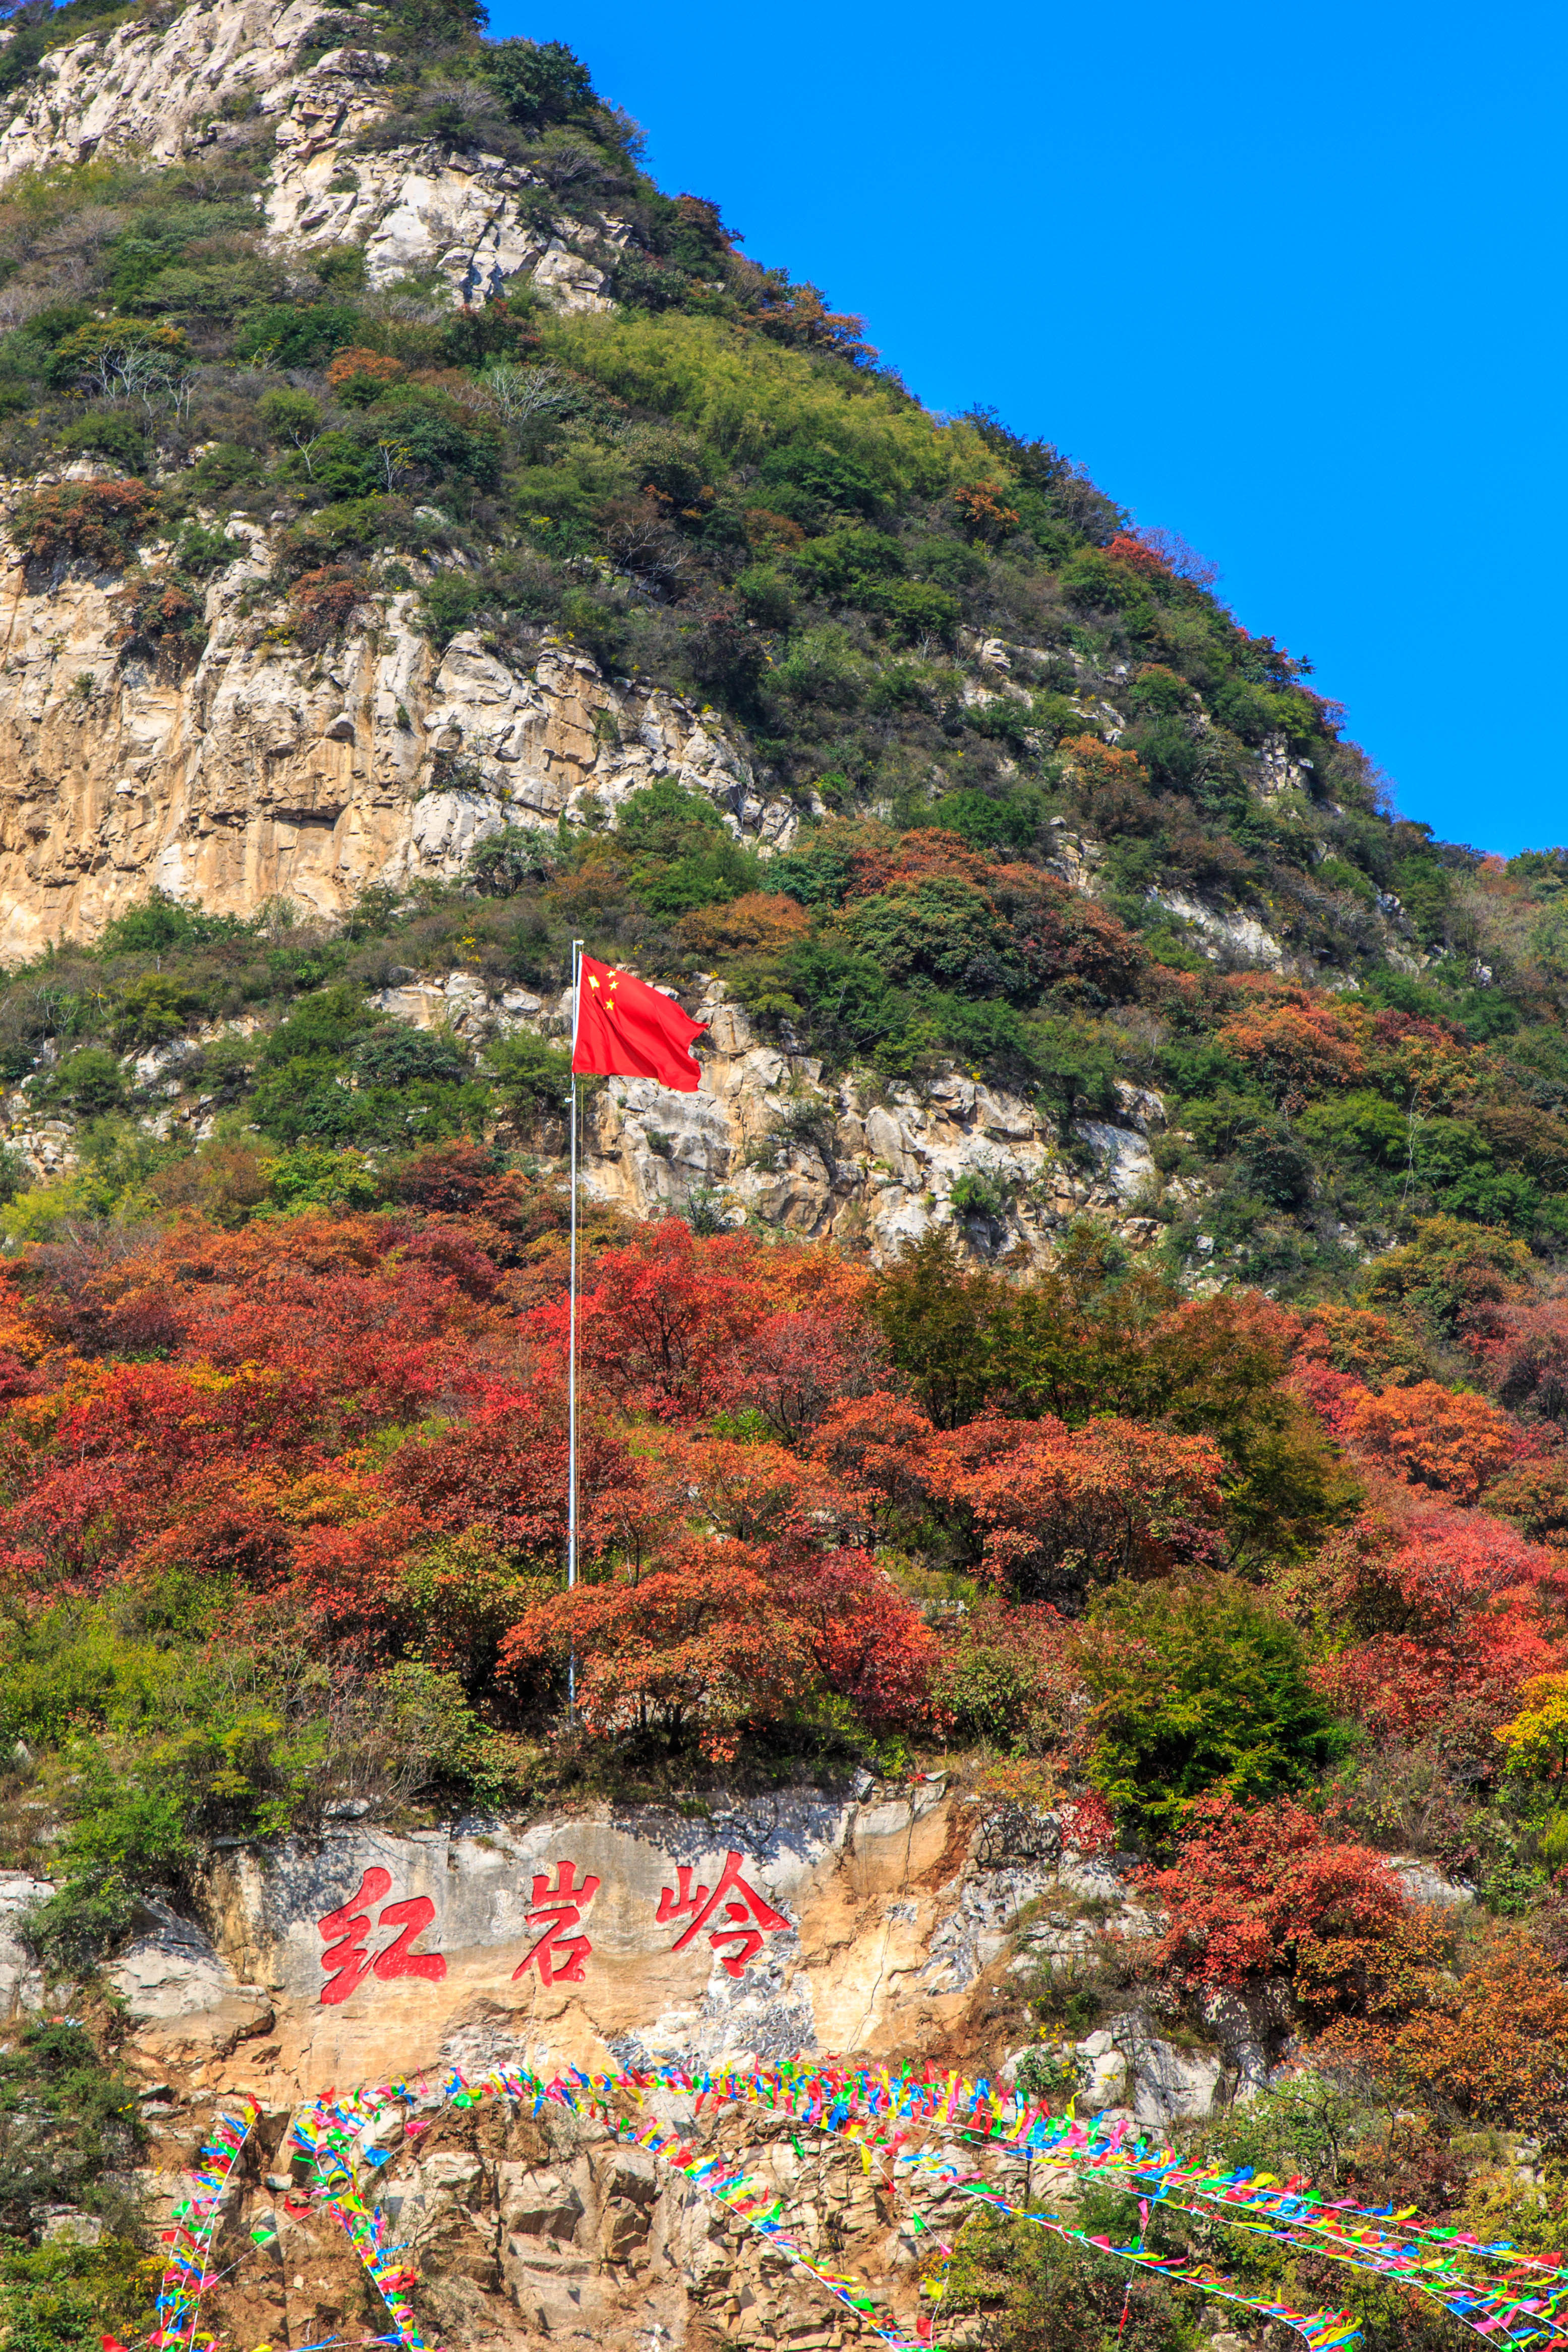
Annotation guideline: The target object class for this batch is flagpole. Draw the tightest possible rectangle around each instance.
[567,936,583,1727]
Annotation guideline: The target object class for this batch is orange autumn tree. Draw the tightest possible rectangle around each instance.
[1339,1379,1520,1502]
[1319,1926,1568,2140]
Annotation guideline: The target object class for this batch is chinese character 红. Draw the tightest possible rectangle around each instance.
[513,1859,600,1986]
[657,1849,788,1978]
[316,1868,447,2006]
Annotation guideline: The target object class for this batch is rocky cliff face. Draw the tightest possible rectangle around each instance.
[0,0,729,956]
[0,1779,1303,2351]
[0,1,622,312]
[0,0,1368,1270]
[0,1782,1467,2347]
[0,532,794,958]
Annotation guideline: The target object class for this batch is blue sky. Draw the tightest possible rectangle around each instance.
[485,0,1565,855]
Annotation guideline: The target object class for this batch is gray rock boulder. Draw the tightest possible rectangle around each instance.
[0,1872,50,2017]
[106,1900,274,2057]
[1388,1855,1474,1908]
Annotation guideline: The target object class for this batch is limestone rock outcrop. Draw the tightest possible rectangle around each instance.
[0,498,794,951]
[0,0,626,307]
[358,967,1165,1261]
[14,1784,1200,2352]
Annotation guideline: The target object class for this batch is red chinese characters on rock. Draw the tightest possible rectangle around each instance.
[513,1860,600,1986]
[657,1849,790,1978]
[316,1867,447,2006]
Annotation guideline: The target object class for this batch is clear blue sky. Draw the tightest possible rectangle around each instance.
[486,0,1565,855]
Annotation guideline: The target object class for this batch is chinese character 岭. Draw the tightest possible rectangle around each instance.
[316,1868,447,2006]
[513,1859,600,1986]
[657,1849,788,1978]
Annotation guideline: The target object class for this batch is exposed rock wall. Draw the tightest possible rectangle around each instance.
[0,0,329,180]
[26,1787,1455,2350]
[0,483,794,953]
[264,51,625,308]
[360,969,1164,1261]
[0,1,624,308]
[41,1785,1196,2352]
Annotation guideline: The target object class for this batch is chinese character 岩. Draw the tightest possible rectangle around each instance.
[316,1868,447,2006]
[513,1859,600,1986]
[657,1849,788,1978]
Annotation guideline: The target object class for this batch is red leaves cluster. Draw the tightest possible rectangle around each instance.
[0,1211,948,1750]
[1219,984,1369,1100]
[1141,1792,1415,2018]
[1319,1925,1568,2137]
[1305,1499,1568,1764]
[538,1217,881,1433]
[814,1392,1225,1602]
[14,477,157,568]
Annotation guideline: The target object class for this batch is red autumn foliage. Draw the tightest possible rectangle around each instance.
[926,1412,1227,1600]
[812,1392,943,1517]
[1484,1290,1568,1423]
[812,1390,1226,1600]
[324,346,406,392]
[988,864,1146,998]
[952,482,1020,542]
[536,1218,878,1427]
[1105,532,1171,578]
[1140,1791,1412,2016]
[383,1381,643,1566]
[1291,1304,1431,1388]
[1218,987,1369,1100]
[1319,1926,1568,2136]
[1304,1498,1568,1762]
[290,565,367,649]
[851,828,994,895]
[14,477,157,567]
[499,1538,819,1761]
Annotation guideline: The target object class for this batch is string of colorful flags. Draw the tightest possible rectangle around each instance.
[140,2056,1568,2352]
[152,2097,259,2352]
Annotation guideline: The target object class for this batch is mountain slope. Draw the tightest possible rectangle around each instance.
[0,0,1559,1286]
[5,15,1568,2352]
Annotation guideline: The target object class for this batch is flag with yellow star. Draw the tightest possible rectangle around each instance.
[571,954,707,1091]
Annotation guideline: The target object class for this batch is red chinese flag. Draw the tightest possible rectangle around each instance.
[572,955,707,1092]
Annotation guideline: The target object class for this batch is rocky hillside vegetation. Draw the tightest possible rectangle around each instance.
[1,5,1567,2352]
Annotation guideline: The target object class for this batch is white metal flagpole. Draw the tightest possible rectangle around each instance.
[567,937,583,1724]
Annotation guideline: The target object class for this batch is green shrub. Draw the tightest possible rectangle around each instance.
[419,571,487,646]
[42,1048,126,1118]
[931,789,1043,851]
[0,2023,145,2234]
[846,874,1014,993]
[1083,1580,1350,1850]
[258,984,375,1066]
[485,1030,573,1120]
[792,525,905,600]
[175,520,245,574]
[98,891,248,954]
[466,825,553,896]
[111,972,207,1051]
[234,299,363,366]
[354,1025,472,1087]
[867,578,961,643]
[266,1144,380,1211]
[483,36,596,126]
[734,563,794,628]
[615,777,758,915]
[773,623,865,709]
[286,496,414,566]
[53,408,146,469]
[557,586,629,669]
